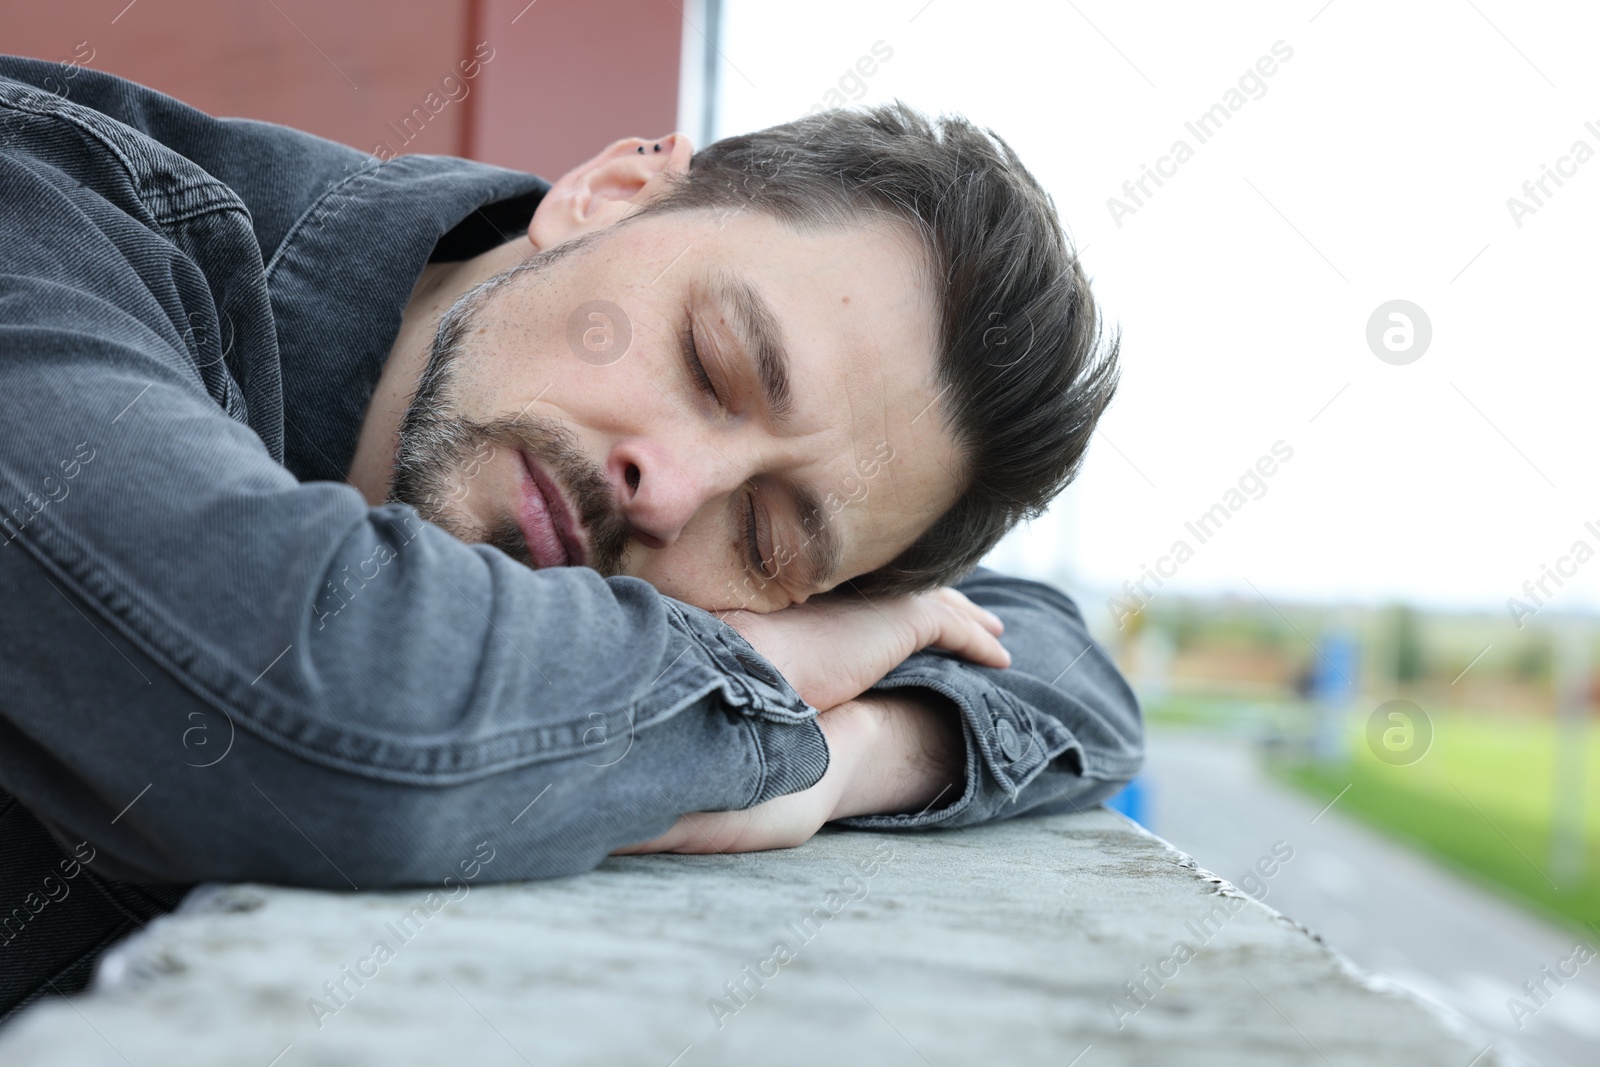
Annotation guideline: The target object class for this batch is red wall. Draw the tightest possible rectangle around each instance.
[474,0,685,174]
[0,0,682,180]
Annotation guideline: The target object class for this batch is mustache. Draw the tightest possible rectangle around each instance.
[479,412,631,574]
[392,405,630,576]
[387,266,630,574]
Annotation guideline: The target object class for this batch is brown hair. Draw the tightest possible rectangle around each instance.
[635,102,1120,595]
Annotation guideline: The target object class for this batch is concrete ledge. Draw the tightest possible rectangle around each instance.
[0,810,1505,1066]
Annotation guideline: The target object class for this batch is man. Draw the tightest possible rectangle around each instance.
[0,54,1142,1018]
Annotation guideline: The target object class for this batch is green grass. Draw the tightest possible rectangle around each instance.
[1265,709,1600,935]
[1142,693,1299,733]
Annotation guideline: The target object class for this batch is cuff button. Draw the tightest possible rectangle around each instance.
[734,651,784,689]
[994,717,1027,762]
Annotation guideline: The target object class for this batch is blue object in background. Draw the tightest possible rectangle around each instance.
[1105,775,1149,829]
[1311,631,1360,706]
[1309,630,1361,763]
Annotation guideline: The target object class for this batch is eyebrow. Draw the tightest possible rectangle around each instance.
[712,273,841,591]
[715,272,795,423]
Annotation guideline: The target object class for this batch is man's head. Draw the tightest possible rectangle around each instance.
[387,103,1119,612]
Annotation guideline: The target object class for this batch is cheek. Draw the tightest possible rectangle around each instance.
[627,542,790,612]
[631,547,727,609]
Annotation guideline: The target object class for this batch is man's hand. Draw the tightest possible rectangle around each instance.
[718,587,1009,712]
[610,690,965,856]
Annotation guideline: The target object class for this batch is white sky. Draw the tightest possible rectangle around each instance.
[711,0,1600,619]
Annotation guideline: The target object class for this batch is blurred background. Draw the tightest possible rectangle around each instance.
[5,2,1597,1063]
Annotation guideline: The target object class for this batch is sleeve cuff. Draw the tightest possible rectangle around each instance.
[828,670,1080,831]
[662,599,830,807]
[744,714,831,805]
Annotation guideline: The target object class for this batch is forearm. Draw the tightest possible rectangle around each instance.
[609,690,965,857]
[612,570,1145,855]
[832,568,1144,832]
[824,690,965,821]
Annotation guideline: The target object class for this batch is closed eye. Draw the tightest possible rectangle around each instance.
[680,312,725,407]
[742,490,772,577]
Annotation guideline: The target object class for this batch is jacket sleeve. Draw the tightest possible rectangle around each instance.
[0,305,830,889]
[832,566,1144,831]
[0,79,827,889]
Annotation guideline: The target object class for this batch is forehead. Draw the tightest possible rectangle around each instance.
[640,207,966,586]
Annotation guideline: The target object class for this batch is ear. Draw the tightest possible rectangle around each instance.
[528,133,694,249]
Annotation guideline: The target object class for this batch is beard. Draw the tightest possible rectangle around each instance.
[386,241,630,577]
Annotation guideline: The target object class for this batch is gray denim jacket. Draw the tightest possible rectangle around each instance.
[0,55,1143,890]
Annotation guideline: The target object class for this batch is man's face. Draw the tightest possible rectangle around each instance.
[389,207,963,612]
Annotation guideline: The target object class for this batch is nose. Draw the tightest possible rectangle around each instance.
[607,436,743,549]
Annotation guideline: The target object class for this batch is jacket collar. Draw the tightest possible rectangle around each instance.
[264,153,547,484]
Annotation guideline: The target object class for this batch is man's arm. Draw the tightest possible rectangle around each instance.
[0,78,820,888]
[613,569,1143,854]
[0,173,1006,893]
[836,565,1144,829]
[611,689,962,855]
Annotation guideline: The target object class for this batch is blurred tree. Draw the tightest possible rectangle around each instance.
[1512,633,1553,688]
[1169,601,1201,651]
[1388,604,1427,684]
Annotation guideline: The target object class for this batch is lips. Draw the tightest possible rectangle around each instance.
[516,451,587,569]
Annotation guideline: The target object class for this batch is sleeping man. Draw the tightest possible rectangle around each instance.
[0,54,1142,1016]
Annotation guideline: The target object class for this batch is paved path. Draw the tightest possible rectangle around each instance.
[1142,728,1600,1067]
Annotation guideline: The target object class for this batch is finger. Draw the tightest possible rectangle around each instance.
[614,811,754,856]
[927,605,1012,669]
[609,816,690,855]
[609,839,663,855]
[931,588,1005,636]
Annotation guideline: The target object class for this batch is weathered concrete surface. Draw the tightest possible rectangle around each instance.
[0,810,1510,1066]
